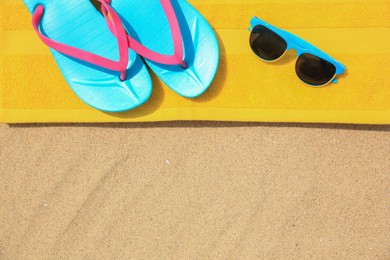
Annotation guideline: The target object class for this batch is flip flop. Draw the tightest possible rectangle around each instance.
[23,0,152,112]
[102,0,220,98]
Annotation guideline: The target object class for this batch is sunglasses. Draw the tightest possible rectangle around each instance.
[249,17,346,87]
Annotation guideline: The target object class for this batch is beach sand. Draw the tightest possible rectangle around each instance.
[1,123,389,259]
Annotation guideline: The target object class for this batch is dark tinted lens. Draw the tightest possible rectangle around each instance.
[296,53,336,86]
[250,25,287,61]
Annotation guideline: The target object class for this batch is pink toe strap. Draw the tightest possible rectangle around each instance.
[32,0,130,80]
[102,0,186,68]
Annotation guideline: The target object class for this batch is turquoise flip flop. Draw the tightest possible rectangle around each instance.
[106,0,220,98]
[23,0,152,112]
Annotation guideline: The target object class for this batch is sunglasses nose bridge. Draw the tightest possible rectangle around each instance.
[286,43,306,57]
[285,44,300,57]
[283,32,310,55]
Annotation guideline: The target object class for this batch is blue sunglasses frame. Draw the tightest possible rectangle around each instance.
[249,17,346,86]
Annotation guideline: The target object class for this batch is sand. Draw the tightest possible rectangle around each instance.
[0,123,389,259]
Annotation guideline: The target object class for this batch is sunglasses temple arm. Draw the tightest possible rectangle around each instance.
[282,30,346,70]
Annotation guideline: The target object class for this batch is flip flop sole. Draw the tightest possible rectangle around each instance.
[23,0,152,112]
[111,0,220,98]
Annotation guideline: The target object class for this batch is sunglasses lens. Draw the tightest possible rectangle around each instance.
[250,25,287,61]
[296,53,336,86]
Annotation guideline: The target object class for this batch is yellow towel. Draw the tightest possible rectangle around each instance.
[1,0,390,124]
